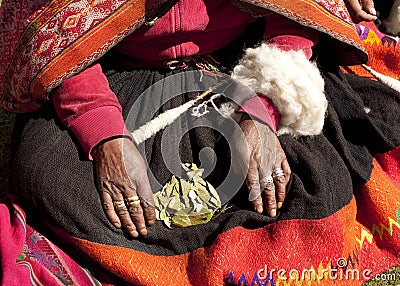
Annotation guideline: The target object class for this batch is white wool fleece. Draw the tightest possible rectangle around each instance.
[231,43,327,137]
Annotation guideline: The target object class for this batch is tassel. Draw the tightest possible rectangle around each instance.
[362,64,400,93]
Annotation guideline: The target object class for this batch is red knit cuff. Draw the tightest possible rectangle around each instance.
[237,94,280,132]
[68,106,132,160]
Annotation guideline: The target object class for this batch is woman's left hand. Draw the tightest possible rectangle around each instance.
[230,114,291,217]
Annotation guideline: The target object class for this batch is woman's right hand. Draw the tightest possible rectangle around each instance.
[344,0,377,23]
[230,114,290,217]
[92,137,156,238]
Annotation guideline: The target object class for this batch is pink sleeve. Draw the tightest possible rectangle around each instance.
[238,95,281,132]
[237,13,320,131]
[263,13,320,59]
[52,63,131,160]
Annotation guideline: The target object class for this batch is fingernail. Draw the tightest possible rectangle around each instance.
[277,202,283,209]
[256,206,263,214]
[147,219,155,226]
[270,209,276,217]
[131,230,139,237]
[370,7,376,15]
[139,228,148,236]
[113,222,121,228]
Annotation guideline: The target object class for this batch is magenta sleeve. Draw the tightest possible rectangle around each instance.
[263,13,320,60]
[52,63,131,159]
[237,95,281,132]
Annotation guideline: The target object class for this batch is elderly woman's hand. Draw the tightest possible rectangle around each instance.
[230,114,290,217]
[92,137,156,238]
[344,0,377,23]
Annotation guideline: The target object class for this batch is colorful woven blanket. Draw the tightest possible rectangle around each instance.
[0,0,365,112]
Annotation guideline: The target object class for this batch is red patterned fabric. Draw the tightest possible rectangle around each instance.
[2,148,400,285]
[0,0,366,112]
[0,196,114,286]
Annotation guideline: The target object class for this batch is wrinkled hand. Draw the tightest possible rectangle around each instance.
[344,0,377,23]
[92,137,156,238]
[231,114,291,217]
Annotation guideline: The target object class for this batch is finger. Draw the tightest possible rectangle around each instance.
[124,144,156,228]
[275,158,291,209]
[136,180,156,226]
[353,7,377,22]
[281,157,291,184]
[361,0,376,15]
[262,179,277,217]
[273,171,286,210]
[100,188,122,228]
[121,190,148,237]
[273,163,287,210]
[259,162,277,217]
[106,184,141,238]
[125,199,147,236]
[345,0,376,23]
[114,201,140,238]
[246,159,263,214]
[274,138,290,209]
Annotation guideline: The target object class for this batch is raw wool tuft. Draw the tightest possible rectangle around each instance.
[231,43,327,137]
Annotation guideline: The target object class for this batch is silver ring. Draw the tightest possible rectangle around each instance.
[260,176,274,188]
[115,202,126,209]
[272,167,285,178]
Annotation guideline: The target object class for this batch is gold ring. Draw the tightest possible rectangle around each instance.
[113,200,125,206]
[113,200,126,209]
[126,195,140,202]
[126,200,141,207]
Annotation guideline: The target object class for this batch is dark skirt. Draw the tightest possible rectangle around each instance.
[11,64,400,257]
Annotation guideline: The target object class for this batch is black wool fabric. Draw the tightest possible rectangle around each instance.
[11,66,400,256]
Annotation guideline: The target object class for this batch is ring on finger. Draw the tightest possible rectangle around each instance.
[126,195,140,202]
[272,167,285,178]
[126,200,141,207]
[260,176,274,189]
[126,196,141,207]
[113,200,126,209]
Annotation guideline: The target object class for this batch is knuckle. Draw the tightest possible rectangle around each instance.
[128,205,142,214]
[147,213,157,221]
[103,202,113,211]
[129,208,144,220]
[356,11,364,18]
[123,223,136,232]
[143,207,156,219]
[263,188,275,195]
[266,182,275,188]
[115,208,129,216]
[277,189,286,196]
[275,177,286,184]
[252,200,262,209]
[252,196,263,204]
[141,198,155,208]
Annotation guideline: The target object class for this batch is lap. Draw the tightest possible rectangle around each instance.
[11,67,400,254]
